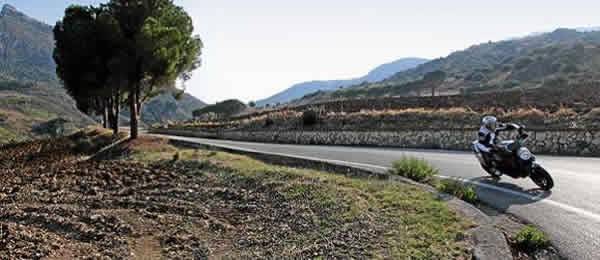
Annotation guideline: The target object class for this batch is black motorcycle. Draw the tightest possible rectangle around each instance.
[472,123,554,191]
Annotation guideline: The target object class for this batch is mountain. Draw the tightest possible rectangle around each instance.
[323,28,600,99]
[256,57,428,107]
[141,90,206,124]
[0,4,55,83]
[0,4,205,137]
[0,4,93,142]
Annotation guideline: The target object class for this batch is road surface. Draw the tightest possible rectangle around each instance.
[155,134,600,259]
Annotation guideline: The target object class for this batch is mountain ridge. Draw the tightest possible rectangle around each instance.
[316,28,600,100]
[256,57,428,107]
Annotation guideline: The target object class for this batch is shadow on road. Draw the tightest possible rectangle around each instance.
[469,176,552,213]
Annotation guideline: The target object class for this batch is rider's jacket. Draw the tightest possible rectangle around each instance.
[478,126,496,152]
[477,124,509,153]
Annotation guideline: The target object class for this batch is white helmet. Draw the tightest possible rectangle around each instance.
[482,116,498,131]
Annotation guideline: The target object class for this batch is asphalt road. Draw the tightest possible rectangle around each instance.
[155,134,600,259]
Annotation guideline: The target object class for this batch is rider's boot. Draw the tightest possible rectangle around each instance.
[490,161,503,178]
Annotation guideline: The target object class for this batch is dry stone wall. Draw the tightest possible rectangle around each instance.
[152,128,600,157]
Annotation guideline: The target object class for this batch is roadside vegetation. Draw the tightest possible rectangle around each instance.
[389,156,560,259]
[390,156,438,183]
[513,226,550,253]
[389,157,479,204]
[436,179,479,204]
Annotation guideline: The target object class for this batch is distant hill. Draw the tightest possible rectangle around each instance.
[141,90,206,124]
[321,28,600,100]
[256,58,428,107]
[193,99,247,120]
[0,4,205,138]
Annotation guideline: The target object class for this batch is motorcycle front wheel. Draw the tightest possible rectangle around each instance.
[530,165,554,191]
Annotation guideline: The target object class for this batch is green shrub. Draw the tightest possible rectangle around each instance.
[437,179,478,204]
[390,157,438,183]
[302,110,319,126]
[514,225,549,252]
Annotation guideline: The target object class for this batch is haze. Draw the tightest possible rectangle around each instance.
[7,0,600,103]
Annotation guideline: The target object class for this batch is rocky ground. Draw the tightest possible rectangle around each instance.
[0,130,472,259]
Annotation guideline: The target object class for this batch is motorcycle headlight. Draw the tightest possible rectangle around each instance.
[518,148,532,161]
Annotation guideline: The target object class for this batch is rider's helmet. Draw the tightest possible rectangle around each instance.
[482,116,498,131]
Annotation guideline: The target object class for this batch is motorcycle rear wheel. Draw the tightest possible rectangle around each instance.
[530,165,554,191]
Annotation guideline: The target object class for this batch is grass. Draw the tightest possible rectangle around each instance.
[128,137,473,259]
[436,179,479,204]
[0,126,18,142]
[390,157,479,205]
[389,157,439,183]
[514,225,549,253]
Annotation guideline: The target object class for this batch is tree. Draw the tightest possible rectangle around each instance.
[54,0,202,139]
[248,101,256,108]
[108,0,202,139]
[54,5,122,133]
[423,70,446,98]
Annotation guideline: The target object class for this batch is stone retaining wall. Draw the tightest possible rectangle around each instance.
[151,128,600,157]
[232,83,600,120]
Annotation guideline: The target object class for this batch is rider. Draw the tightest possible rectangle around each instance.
[477,116,506,174]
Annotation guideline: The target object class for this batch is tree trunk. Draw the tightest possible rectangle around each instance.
[431,84,437,107]
[135,84,143,124]
[114,92,120,135]
[102,100,109,129]
[129,86,139,139]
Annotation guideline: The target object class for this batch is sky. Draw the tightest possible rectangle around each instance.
[5,0,600,104]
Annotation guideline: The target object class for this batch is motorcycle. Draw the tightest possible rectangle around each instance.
[472,123,554,191]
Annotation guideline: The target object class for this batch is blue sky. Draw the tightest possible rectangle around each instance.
[5,0,600,103]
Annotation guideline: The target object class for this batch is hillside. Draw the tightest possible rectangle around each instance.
[192,99,248,120]
[0,81,96,143]
[256,58,427,107]
[0,4,95,143]
[0,4,204,139]
[316,28,600,100]
[141,90,206,124]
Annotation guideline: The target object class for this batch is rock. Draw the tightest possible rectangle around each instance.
[533,249,561,260]
[471,225,512,260]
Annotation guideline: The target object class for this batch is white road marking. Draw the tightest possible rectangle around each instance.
[167,135,600,223]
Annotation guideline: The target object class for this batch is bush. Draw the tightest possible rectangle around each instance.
[437,179,478,204]
[264,117,274,128]
[514,225,549,252]
[390,157,438,183]
[302,110,319,126]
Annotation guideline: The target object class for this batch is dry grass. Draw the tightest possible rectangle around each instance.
[163,105,587,132]
[128,139,474,259]
[552,106,577,117]
[504,107,546,119]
